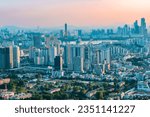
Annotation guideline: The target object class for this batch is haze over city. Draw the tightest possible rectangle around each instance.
[1,0,150,101]
[0,0,150,27]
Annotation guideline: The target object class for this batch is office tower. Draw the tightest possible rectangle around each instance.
[54,55,63,71]
[13,46,20,68]
[134,20,140,34]
[140,18,147,35]
[33,33,42,48]
[64,23,68,38]
[0,46,13,69]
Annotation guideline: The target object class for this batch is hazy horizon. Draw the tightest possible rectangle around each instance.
[0,0,150,28]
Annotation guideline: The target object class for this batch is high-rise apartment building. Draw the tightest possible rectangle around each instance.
[54,55,63,71]
[99,49,111,64]
[49,46,58,65]
[0,46,13,69]
[73,56,84,73]
[13,46,20,68]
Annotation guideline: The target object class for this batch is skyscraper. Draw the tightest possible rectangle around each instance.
[99,49,111,64]
[41,47,49,65]
[71,45,84,72]
[54,55,63,71]
[122,24,130,35]
[134,20,140,34]
[29,47,36,60]
[60,30,64,38]
[5,46,13,69]
[64,23,68,38]
[96,50,100,64]
[0,47,6,69]
[0,46,13,69]
[63,44,84,71]
[13,46,20,68]
[78,30,82,37]
[84,46,91,71]
[63,44,72,67]
[140,18,147,35]
[33,33,42,48]
[73,56,84,73]
[49,46,58,65]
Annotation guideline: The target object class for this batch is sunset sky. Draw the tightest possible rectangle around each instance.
[0,0,150,28]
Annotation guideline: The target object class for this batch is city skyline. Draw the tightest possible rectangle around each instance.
[0,0,150,27]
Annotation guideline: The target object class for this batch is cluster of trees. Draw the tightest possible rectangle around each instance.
[29,80,118,100]
[30,91,87,100]
[126,57,143,66]
[7,74,27,93]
